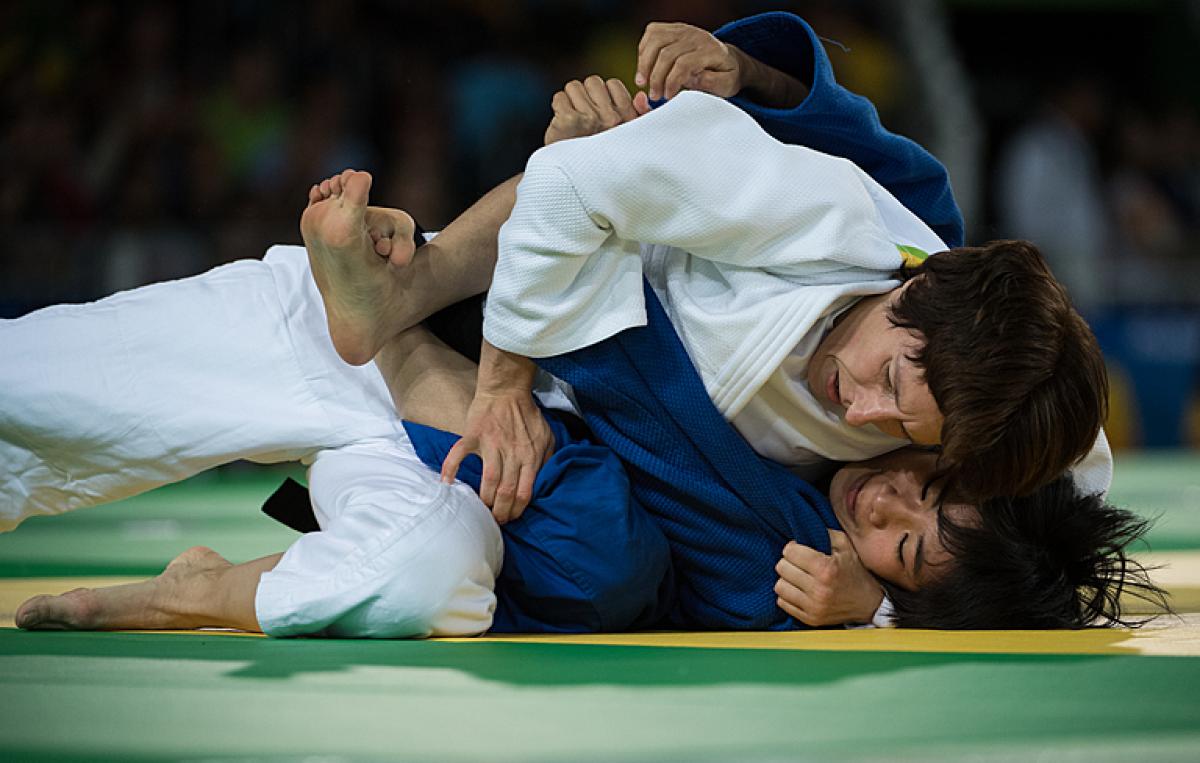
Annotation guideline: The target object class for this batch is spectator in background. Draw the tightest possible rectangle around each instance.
[996,73,1111,313]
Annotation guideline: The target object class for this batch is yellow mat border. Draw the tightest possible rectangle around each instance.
[4,551,1199,657]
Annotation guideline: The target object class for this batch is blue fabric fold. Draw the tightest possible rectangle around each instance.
[714,11,964,248]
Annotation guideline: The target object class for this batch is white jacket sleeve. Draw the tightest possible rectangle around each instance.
[484,91,891,358]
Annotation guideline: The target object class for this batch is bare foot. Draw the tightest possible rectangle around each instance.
[15,546,232,631]
[301,170,416,365]
[307,174,419,267]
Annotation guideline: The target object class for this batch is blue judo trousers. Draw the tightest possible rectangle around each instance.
[408,11,962,634]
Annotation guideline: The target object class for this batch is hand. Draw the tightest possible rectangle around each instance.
[440,344,554,524]
[635,22,743,101]
[544,75,650,146]
[774,531,884,627]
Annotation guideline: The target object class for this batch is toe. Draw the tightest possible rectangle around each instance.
[342,171,372,208]
[14,595,45,628]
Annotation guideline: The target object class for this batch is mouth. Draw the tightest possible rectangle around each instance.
[843,471,874,528]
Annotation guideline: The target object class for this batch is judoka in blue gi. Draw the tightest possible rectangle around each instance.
[9,14,1157,635]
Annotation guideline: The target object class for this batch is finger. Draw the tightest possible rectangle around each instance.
[775,555,816,589]
[440,438,471,483]
[648,42,684,100]
[551,90,571,114]
[511,462,537,520]
[478,448,502,510]
[563,80,595,116]
[632,90,652,115]
[782,539,826,566]
[606,78,637,122]
[774,577,812,611]
[638,24,667,88]
[776,596,815,625]
[490,457,518,524]
[664,51,709,99]
[636,23,676,89]
[583,75,620,127]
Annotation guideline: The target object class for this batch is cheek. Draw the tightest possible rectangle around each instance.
[849,532,895,581]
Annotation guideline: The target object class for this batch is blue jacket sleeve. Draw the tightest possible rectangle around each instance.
[714,11,965,247]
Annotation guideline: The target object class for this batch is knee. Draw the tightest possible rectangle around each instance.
[329,500,504,639]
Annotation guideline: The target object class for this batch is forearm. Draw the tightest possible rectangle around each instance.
[730,43,808,109]
[476,338,537,397]
[386,174,521,332]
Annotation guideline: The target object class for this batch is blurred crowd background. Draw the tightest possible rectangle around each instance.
[2,0,1199,449]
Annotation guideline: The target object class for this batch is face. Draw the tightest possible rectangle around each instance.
[828,448,976,591]
[806,286,943,446]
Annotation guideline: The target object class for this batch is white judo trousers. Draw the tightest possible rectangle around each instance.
[0,245,503,637]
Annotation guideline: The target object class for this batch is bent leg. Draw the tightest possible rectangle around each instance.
[255,435,503,638]
[16,547,280,633]
[302,171,517,365]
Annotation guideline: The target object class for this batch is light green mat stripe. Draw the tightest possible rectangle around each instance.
[0,629,1198,761]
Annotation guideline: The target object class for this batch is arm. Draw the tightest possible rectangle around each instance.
[432,75,650,523]
[635,14,964,248]
[485,90,889,358]
[712,12,964,248]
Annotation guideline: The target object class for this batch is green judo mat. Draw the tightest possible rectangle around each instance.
[2,632,1199,761]
[1,452,1199,761]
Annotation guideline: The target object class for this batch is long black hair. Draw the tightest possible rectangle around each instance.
[883,476,1169,629]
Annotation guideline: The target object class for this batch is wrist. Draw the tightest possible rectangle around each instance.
[727,43,755,96]
[725,44,808,109]
[477,340,537,395]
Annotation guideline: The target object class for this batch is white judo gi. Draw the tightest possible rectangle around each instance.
[485,91,1113,495]
[0,245,503,638]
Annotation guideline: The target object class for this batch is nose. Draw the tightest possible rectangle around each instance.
[844,388,896,428]
[864,474,924,529]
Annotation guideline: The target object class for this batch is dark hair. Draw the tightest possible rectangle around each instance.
[883,477,1169,629]
[890,240,1108,501]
